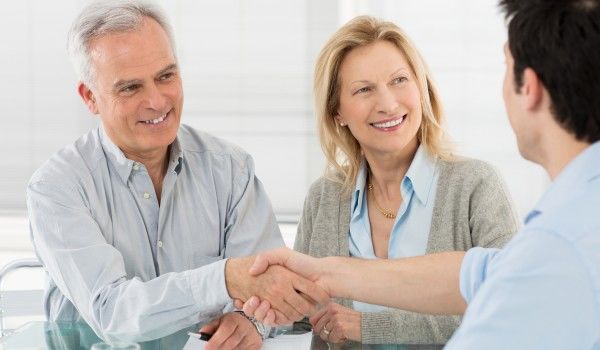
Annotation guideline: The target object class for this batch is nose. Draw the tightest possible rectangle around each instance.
[375,86,400,115]
[144,83,168,111]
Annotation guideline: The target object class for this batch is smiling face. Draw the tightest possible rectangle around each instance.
[80,16,183,158]
[336,40,422,160]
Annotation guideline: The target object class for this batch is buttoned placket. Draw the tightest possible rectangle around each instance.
[130,162,161,273]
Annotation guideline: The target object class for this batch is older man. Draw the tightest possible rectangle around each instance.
[26,0,326,347]
[244,0,600,348]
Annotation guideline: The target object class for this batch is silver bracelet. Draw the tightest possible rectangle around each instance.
[233,310,269,340]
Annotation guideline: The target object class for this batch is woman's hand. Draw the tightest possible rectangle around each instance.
[310,302,361,343]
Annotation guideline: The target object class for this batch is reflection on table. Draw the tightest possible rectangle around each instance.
[0,322,444,350]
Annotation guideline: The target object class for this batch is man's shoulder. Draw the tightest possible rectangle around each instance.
[29,128,103,187]
[531,180,600,243]
[177,124,251,166]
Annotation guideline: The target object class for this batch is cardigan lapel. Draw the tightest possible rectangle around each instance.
[337,188,352,257]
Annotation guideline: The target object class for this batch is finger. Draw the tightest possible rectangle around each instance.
[270,296,303,322]
[263,309,276,326]
[234,299,244,309]
[253,299,271,322]
[292,277,330,307]
[248,248,292,275]
[241,296,260,316]
[314,314,330,336]
[329,326,345,344]
[206,319,237,349]
[218,328,244,350]
[274,310,293,325]
[284,288,316,317]
[199,317,221,334]
[308,306,328,325]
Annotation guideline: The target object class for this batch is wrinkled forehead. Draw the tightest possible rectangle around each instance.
[87,18,176,82]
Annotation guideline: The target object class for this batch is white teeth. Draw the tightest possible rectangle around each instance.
[143,113,167,125]
[372,116,404,129]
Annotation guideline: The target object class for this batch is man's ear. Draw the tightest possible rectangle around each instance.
[77,82,99,114]
[521,68,543,111]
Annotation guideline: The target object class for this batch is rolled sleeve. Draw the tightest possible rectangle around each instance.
[459,247,501,304]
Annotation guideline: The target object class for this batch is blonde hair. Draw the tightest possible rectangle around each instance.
[314,15,453,191]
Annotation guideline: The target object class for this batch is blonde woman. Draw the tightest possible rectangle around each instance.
[243,16,519,344]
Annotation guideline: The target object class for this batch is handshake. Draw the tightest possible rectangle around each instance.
[225,247,330,326]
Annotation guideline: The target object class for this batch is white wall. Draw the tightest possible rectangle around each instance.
[0,0,547,220]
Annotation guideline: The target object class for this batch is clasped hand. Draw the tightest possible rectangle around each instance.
[225,253,329,324]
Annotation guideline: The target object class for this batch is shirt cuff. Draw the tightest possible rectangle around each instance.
[459,247,500,304]
[187,258,231,318]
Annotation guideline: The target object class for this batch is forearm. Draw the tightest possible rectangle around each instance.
[322,252,467,315]
[90,262,230,342]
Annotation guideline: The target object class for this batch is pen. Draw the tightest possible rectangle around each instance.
[188,332,212,341]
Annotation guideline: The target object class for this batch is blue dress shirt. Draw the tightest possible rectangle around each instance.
[26,125,284,343]
[447,141,600,349]
[349,146,439,312]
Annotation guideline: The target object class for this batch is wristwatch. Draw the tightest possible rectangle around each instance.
[233,310,268,340]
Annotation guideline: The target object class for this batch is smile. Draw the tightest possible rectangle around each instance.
[140,111,170,125]
[371,115,405,130]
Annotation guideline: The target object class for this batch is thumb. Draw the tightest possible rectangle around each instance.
[248,248,290,275]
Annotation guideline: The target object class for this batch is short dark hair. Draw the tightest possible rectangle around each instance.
[500,0,600,143]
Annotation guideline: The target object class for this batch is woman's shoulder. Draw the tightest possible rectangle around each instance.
[438,156,501,182]
[306,173,346,200]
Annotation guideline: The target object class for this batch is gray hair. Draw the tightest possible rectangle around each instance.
[67,0,176,87]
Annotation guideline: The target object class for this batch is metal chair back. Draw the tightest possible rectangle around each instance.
[0,258,44,337]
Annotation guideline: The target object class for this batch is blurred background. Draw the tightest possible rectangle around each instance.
[0,0,547,305]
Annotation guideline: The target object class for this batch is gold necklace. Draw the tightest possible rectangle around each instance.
[367,183,397,220]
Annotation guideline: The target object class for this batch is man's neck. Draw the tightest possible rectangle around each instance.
[123,146,171,202]
[539,127,590,180]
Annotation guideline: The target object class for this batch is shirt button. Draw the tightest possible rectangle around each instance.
[133,163,140,170]
[143,192,150,199]
[157,240,163,248]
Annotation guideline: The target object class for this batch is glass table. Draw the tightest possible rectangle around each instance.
[0,322,444,349]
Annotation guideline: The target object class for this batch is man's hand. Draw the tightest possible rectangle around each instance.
[200,312,262,350]
[248,248,325,285]
[310,302,360,343]
[225,255,329,323]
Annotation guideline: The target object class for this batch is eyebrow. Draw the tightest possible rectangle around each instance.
[349,68,411,86]
[113,63,179,90]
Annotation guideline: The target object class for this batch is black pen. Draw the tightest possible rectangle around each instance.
[188,331,212,341]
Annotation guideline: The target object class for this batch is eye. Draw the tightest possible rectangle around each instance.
[120,84,141,95]
[159,72,175,81]
[353,86,371,95]
[392,76,408,85]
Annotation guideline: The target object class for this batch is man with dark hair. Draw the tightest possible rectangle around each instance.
[242,0,600,348]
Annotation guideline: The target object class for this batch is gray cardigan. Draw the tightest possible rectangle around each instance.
[294,158,519,344]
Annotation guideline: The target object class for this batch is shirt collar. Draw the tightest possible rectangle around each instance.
[168,136,184,175]
[352,145,437,211]
[525,141,600,224]
[99,126,135,184]
[99,126,185,184]
[405,145,438,205]
[352,159,369,214]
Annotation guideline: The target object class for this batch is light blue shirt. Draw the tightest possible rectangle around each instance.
[447,141,600,349]
[26,125,284,343]
[349,146,439,312]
